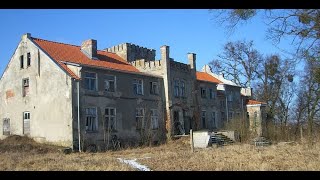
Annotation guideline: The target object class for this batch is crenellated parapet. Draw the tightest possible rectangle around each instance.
[105,43,156,62]
[130,59,163,71]
[169,59,191,73]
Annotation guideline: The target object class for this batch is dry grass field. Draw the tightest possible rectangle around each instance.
[1,135,320,171]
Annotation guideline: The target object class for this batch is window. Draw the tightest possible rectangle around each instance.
[211,112,216,129]
[3,118,10,135]
[133,79,143,95]
[201,111,206,128]
[20,55,24,69]
[22,78,29,97]
[84,72,97,91]
[209,89,215,99]
[135,108,144,130]
[85,108,98,132]
[27,52,31,67]
[221,112,225,122]
[23,112,30,135]
[151,109,159,130]
[105,108,116,131]
[201,87,206,98]
[150,82,159,95]
[104,75,115,92]
[174,80,179,97]
[180,81,185,97]
[220,100,225,108]
[229,112,234,120]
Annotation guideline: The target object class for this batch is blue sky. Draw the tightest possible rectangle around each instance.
[0,9,295,76]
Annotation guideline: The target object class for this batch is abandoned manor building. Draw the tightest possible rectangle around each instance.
[0,33,266,150]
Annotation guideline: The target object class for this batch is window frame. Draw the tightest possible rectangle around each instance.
[20,55,24,69]
[104,74,116,92]
[85,107,98,132]
[150,109,159,130]
[201,110,206,128]
[22,78,29,97]
[209,88,215,99]
[3,118,10,136]
[180,80,185,97]
[135,108,145,130]
[173,79,180,97]
[150,81,159,95]
[84,72,97,91]
[23,111,30,135]
[201,87,207,98]
[27,52,31,67]
[133,79,144,95]
[105,107,117,131]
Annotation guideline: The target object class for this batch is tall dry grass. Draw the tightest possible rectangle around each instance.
[1,135,320,171]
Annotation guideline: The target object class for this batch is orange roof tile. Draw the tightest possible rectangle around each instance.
[32,37,139,79]
[196,72,222,84]
[247,99,267,105]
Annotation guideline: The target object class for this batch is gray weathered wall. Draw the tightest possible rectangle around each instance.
[0,34,73,147]
[73,66,165,150]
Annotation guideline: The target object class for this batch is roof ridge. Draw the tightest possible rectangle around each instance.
[32,37,81,48]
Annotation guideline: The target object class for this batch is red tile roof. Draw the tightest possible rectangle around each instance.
[247,99,267,105]
[32,37,139,79]
[196,72,222,84]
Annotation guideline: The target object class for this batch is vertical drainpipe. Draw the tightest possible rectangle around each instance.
[225,87,229,124]
[77,80,81,152]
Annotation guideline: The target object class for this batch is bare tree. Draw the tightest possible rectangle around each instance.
[210,40,262,87]
[211,9,320,77]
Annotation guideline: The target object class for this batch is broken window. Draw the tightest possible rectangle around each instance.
[3,118,10,135]
[150,82,159,95]
[104,75,115,92]
[133,79,143,95]
[22,78,29,97]
[135,108,144,130]
[23,112,30,135]
[85,107,98,132]
[174,80,179,97]
[20,55,24,69]
[151,109,159,130]
[105,107,116,131]
[27,52,31,67]
[201,87,206,98]
[84,72,97,91]
[180,80,185,97]
[201,111,206,128]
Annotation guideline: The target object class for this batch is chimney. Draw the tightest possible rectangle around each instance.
[81,39,97,59]
[188,53,196,70]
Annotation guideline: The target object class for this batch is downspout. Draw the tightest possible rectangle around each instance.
[77,80,81,152]
[226,88,229,123]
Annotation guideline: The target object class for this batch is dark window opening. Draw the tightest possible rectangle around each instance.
[22,78,29,97]
[27,53,31,67]
[20,55,24,69]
